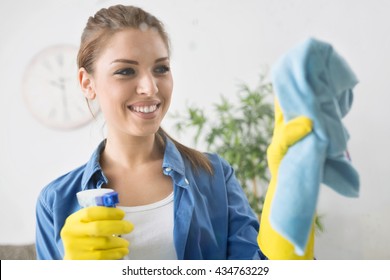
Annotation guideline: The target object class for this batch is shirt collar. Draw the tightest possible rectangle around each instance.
[162,137,186,176]
[81,137,186,189]
[81,140,108,190]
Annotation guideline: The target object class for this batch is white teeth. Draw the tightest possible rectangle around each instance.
[131,105,158,113]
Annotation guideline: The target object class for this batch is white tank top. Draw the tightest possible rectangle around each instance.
[118,192,177,260]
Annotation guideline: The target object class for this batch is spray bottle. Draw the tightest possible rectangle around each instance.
[76,188,119,208]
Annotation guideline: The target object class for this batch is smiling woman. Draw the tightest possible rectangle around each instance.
[35,4,265,260]
[78,28,173,137]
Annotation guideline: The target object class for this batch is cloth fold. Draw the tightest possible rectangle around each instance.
[270,38,360,255]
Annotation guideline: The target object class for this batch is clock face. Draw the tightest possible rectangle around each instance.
[22,45,100,130]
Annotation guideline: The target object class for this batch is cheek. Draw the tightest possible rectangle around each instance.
[94,84,123,117]
[161,77,173,102]
[161,83,173,110]
[94,78,124,104]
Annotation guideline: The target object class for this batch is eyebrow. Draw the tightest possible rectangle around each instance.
[111,57,169,65]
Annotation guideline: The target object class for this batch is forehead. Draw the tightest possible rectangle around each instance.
[99,28,169,60]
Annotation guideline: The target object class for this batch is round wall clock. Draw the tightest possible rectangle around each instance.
[22,44,100,130]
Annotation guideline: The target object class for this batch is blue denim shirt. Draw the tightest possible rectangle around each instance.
[36,138,265,260]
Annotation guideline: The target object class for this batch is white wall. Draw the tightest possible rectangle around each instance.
[0,0,389,259]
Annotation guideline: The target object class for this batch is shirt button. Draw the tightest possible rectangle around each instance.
[165,167,172,172]
[184,178,189,185]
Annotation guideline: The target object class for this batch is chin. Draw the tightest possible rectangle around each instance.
[130,126,161,138]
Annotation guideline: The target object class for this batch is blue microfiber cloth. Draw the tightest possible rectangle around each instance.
[270,38,360,255]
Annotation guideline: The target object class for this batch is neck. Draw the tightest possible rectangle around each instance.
[101,133,163,170]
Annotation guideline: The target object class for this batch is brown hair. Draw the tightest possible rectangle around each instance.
[78,5,213,174]
[77,5,170,73]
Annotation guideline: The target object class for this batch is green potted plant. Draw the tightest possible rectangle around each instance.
[171,73,274,219]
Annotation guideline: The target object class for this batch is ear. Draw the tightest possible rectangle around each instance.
[78,67,96,100]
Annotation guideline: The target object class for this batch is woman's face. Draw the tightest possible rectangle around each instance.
[85,28,173,138]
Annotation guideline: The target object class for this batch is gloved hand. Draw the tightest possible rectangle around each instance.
[266,99,313,177]
[258,99,315,259]
[61,206,134,260]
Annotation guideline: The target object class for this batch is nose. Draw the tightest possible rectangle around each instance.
[136,72,158,96]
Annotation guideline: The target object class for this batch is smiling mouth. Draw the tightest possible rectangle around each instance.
[128,103,161,114]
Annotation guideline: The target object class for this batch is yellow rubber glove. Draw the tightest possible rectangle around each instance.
[258,99,315,259]
[61,206,134,260]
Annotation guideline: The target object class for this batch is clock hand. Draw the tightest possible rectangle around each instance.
[60,84,73,122]
[49,77,71,90]
[49,79,65,90]
[49,77,74,121]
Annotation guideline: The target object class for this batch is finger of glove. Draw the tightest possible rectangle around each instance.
[68,206,126,223]
[273,98,312,143]
[273,98,288,134]
[280,116,313,150]
[268,116,312,159]
[67,247,129,260]
[64,236,130,260]
[267,113,312,176]
[64,235,129,252]
[62,219,134,237]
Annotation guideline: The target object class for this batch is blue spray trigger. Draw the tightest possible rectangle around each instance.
[95,191,119,207]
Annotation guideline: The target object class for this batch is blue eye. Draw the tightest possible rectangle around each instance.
[114,68,135,76]
[154,65,170,74]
